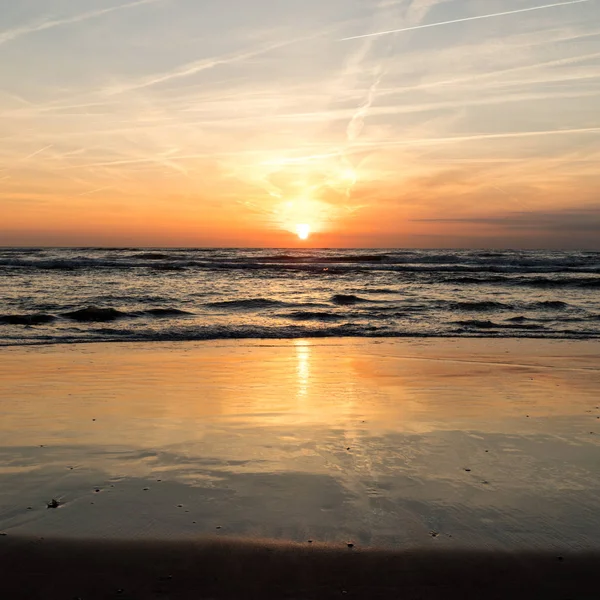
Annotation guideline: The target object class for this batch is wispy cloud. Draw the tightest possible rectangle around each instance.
[353,127,600,150]
[0,0,160,47]
[341,0,592,40]
[22,144,53,160]
[101,23,339,96]
[412,207,600,233]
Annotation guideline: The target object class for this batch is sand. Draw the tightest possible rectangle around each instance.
[1,338,599,598]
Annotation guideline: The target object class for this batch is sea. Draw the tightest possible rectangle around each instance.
[0,247,599,346]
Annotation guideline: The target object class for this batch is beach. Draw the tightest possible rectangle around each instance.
[1,338,599,598]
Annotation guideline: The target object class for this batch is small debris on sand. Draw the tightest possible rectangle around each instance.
[430,531,439,538]
[46,499,60,509]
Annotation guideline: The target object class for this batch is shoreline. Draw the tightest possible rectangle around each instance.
[1,331,599,349]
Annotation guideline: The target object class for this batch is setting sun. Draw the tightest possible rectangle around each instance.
[296,224,311,240]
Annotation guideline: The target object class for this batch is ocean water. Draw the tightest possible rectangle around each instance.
[0,247,599,345]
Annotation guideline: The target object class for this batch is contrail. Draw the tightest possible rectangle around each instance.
[23,144,53,160]
[77,186,113,197]
[341,0,592,41]
[0,0,160,46]
[353,126,600,149]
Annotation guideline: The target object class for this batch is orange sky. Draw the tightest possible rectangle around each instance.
[1,0,599,248]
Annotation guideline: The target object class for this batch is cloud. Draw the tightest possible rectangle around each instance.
[101,24,337,96]
[341,0,592,40]
[413,207,600,233]
[0,0,161,47]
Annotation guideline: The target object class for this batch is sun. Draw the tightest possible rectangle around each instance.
[296,224,310,240]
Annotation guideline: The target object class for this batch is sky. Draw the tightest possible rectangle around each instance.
[0,0,599,248]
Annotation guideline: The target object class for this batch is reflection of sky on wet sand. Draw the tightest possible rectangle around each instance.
[0,339,599,548]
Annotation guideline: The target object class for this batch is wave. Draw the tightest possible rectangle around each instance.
[62,307,134,322]
[279,311,345,322]
[144,308,193,317]
[532,301,570,310]
[1,254,599,278]
[131,252,174,260]
[360,288,400,294]
[449,301,512,311]
[60,306,193,323]
[249,254,390,263]
[454,320,502,329]
[454,319,545,330]
[525,277,600,288]
[440,275,600,288]
[0,314,56,325]
[205,298,292,310]
[331,294,369,305]
[444,300,574,311]
[149,264,187,271]
[6,322,599,347]
[442,276,508,285]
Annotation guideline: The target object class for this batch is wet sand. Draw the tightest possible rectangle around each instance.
[1,338,599,597]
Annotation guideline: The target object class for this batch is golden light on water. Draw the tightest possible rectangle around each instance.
[296,224,310,240]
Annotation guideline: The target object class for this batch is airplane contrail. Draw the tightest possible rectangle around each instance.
[0,0,160,46]
[23,144,54,160]
[341,0,592,41]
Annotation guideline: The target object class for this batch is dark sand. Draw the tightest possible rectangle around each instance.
[1,535,598,599]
